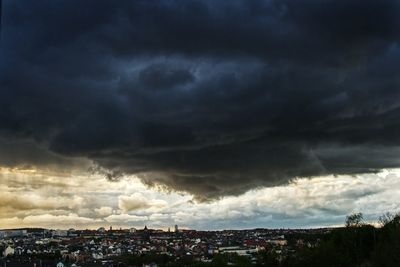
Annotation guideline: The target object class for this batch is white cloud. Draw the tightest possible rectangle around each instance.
[95,206,114,217]
[104,214,147,223]
[118,193,167,212]
[1,168,400,230]
[0,213,101,229]
[0,192,84,214]
[23,213,97,226]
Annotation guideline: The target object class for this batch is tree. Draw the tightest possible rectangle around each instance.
[372,213,400,266]
[345,213,364,227]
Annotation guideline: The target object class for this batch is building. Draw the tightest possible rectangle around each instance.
[3,246,15,257]
[0,229,27,238]
[53,230,68,237]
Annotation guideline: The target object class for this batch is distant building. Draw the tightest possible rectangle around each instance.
[3,246,15,257]
[53,229,68,237]
[67,228,78,237]
[0,229,27,238]
[267,239,287,246]
[175,225,179,233]
[97,227,106,233]
[219,246,258,256]
[92,252,104,260]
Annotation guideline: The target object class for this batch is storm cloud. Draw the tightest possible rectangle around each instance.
[1,0,400,199]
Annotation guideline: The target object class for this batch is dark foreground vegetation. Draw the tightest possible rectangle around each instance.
[278,213,400,267]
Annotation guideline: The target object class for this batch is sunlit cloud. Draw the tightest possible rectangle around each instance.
[1,167,400,230]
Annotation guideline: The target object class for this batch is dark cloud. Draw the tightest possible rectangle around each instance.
[1,0,400,199]
[138,63,195,91]
[0,137,90,172]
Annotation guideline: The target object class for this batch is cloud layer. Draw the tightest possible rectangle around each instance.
[1,168,400,230]
[1,0,400,198]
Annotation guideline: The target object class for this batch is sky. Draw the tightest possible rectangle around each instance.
[0,0,400,230]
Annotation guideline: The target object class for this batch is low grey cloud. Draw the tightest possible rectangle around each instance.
[1,0,400,199]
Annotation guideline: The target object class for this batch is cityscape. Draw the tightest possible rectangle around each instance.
[0,224,336,266]
[1,212,400,266]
